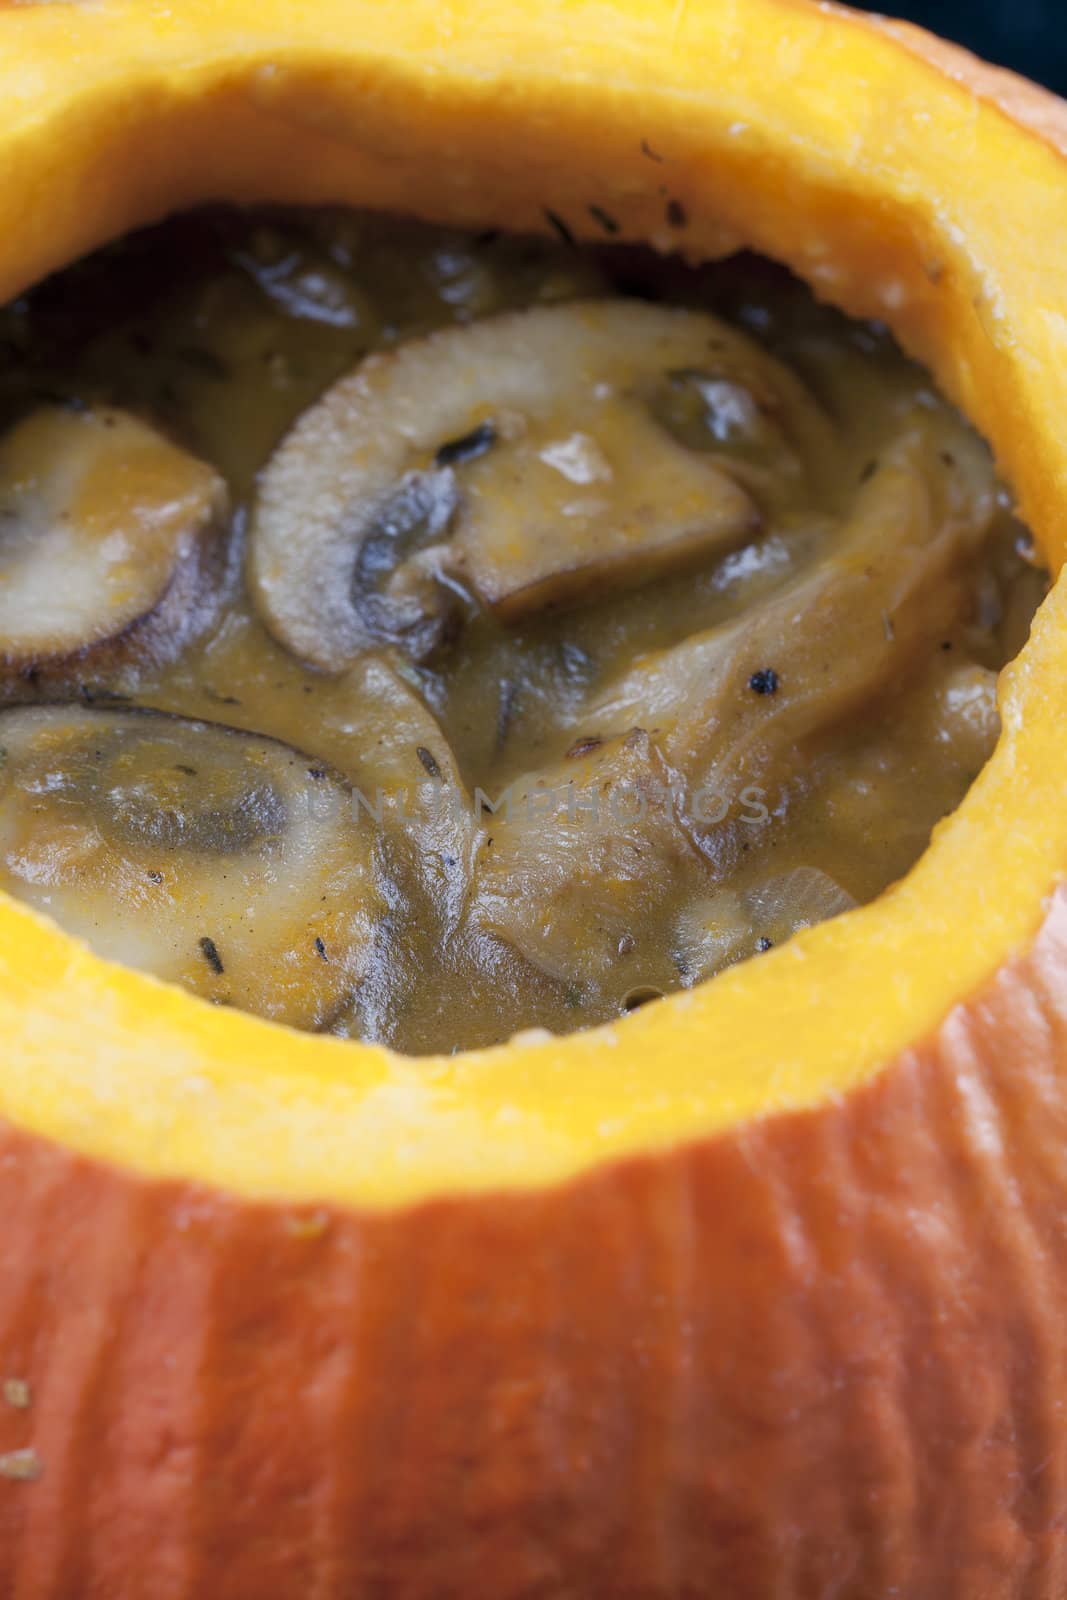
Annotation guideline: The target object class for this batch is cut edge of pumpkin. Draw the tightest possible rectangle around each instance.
[0,0,1064,1210]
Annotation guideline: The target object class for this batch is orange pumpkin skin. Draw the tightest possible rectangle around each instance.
[3,2,1067,1596]
[2,891,1067,1598]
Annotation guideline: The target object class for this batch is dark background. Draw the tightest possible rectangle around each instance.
[869,1,1067,95]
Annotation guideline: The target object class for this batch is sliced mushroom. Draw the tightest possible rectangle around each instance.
[449,399,757,620]
[248,300,831,668]
[229,231,370,328]
[580,424,998,825]
[471,728,701,990]
[921,659,1001,770]
[322,655,482,1041]
[648,362,838,512]
[331,654,479,931]
[0,706,378,1028]
[0,406,229,691]
[674,868,858,982]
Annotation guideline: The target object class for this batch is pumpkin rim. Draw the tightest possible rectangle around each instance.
[1,0,1066,1210]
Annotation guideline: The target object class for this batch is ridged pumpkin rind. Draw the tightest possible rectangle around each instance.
[1,2,1067,1596]
[5,892,1067,1596]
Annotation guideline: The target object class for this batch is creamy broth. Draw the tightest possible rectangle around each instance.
[0,210,1046,1052]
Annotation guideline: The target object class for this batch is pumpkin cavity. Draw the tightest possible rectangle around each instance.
[0,206,1046,1051]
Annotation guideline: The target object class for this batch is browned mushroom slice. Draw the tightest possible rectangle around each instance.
[0,707,378,1029]
[320,655,483,1040]
[0,406,228,689]
[448,397,757,619]
[580,423,999,820]
[334,654,479,928]
[470,729,701,989]
[248,301,822,667]
[673,868,858,982]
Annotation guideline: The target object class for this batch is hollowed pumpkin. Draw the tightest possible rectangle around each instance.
[2,0,1067,1594]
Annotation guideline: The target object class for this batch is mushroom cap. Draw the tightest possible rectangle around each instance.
[248,300,834,670]
[0,705,378,1029]
[0,405,229,688]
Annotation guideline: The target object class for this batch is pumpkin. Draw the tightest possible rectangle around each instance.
[2,0,1067,1594]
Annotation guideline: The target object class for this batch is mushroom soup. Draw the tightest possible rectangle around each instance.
[0,210,1045,1052]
